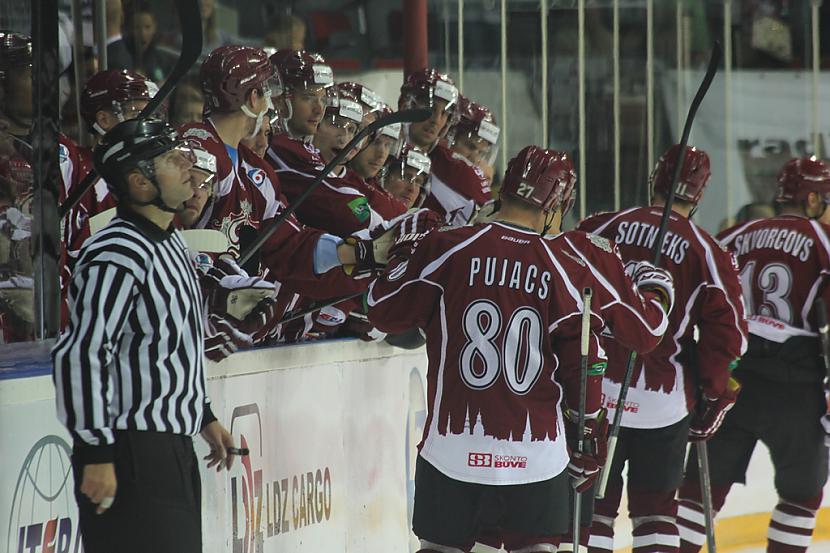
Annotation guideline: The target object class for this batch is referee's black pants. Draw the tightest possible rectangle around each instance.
[72,430,202,553]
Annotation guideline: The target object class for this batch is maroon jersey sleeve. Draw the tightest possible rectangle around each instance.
[423,145,492,225]
[266,134,381,236]
[553,231,670,355]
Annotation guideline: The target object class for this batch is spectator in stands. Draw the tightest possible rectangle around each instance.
[103,0,132,70]
[199,0,236,58]
[264,15,307,51]
[115,1,177,83]
[168,74,205,127]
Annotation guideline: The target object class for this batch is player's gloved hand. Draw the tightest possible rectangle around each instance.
[689,377,741,442]
[202,256,277,321]
[387,208,444,260]
[204,314,253,362]
[564,408,609,492]
[625,260,675,314]
[344,312,388,342]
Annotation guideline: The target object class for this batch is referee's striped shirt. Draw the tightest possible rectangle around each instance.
[53,209,215,464]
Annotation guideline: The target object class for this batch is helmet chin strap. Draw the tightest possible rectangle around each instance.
[541,209,556,236]
[241,98,273,140]
[128,163,184,214]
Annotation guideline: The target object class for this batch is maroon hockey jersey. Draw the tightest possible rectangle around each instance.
[579,207,747,429]
[266,133,384,237]
[718,214,830,343]
[422,144,491,227]
[354,175,408,220]
[368,222,668,485]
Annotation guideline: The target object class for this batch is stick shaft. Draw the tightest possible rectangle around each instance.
[573,288,592,548]
[697,441,717,553]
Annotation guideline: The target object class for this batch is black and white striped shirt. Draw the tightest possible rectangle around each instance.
[54,209,214,463]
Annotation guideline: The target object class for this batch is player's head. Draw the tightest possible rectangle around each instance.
[311,85,363,165]
[381,143,431,209]
[450,96,500,166]
[179,140,217,229]
[775,156,830,219]
[269,49,333,138]
[398,68,459,152]
[350,102,401,180]
[201,45,281,141]
[649,144,711,212]
[0,31,33,139]
[500,145,576,234]
[94,118,196,214]
[80,69,159,135]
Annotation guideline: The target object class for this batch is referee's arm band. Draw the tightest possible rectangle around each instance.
[73,443,116,465]
[200,403,218,431]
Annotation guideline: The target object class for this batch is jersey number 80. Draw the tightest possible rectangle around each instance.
[459,300,545,395]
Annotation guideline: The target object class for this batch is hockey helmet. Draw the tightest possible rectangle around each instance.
[649,144,711,205]
[450,96,500,165]
[80,69,159,134]
[398,68,459,113]
[269,49,333,94]
[0,31,31,76]
[382,142,432,207]
[201,45,281,113]
[501,146,576,214]
[775,156,830,204]
[94,118,194,200]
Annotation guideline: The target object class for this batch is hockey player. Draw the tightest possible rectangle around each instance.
[403,83,492,226]
[0,31,34,343]
[576,145,747,553]
[677,157,830,553]
[339,82,408,220]
[368,145,674,553]
[380,142,431,210]
[268,62,384,236]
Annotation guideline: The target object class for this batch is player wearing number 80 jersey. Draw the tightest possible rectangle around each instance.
[368,146,671,553]
[677,157,830,553]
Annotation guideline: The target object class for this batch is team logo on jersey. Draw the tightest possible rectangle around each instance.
[347,197,371,223]
[182,127,217,142]
[58,143,69,164]
[247,168,267,188]
[588,234,613,253]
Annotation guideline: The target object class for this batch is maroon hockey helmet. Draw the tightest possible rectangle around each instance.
[383,142,432,207]
[775,157,830,204]
[80,69,159,133]
[201,45,281,113]
[451,95,500,164]
[269,49,333,94]
[399,68,459,113]
[649,144,711,205]
[337,82,385,117]
[501,146,577,213]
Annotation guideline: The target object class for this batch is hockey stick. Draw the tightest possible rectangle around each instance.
[572,287,593,552]
[596,41,723,501]
[237,108,431,267]
[278,291,364,325]
[816,298,830,379]
[58,0,203,219]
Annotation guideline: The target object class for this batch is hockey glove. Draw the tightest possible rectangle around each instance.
[387,208,444,260]
[564,408,609,493]
[689,377,741,442]
[625,260,675,314]
[202,256,277,322]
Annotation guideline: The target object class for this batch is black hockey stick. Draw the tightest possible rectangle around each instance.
[596,41,723,501]
[58,0,203,219]
[816,298,830,379]
[571,288,593,551]
[237,108,431,267]
[278,291,365,325]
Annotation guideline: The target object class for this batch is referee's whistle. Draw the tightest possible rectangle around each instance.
[226,447,250,456]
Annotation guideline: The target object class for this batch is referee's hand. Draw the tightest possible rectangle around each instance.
[201,421,237,471]
[80,463,117,515]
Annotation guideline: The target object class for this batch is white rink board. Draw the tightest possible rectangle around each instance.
[0,340,428,553]
[1,338,827,552]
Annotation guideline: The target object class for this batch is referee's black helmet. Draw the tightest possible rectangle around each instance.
[93,118,185,201]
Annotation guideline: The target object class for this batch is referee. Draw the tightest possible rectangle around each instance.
[53,118,237,553]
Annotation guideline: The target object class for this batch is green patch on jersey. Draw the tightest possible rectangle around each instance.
[347,197,371,223]
[727,357,740,371]
[588,362,607,376]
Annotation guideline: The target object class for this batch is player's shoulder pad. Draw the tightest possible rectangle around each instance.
[180,123,221,145]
